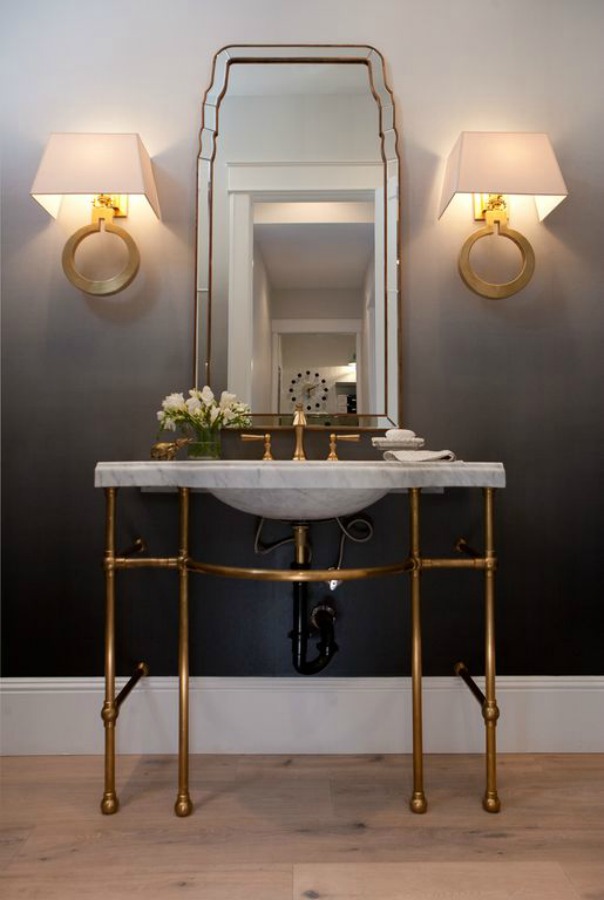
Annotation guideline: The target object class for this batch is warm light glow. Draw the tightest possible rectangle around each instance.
[30,133,160,297]
[31,133,161,219]
[438,132,567,222]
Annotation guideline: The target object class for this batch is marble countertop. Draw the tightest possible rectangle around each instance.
[95,460,506,490]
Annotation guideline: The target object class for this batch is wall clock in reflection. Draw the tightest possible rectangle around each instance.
[288,370,329,412]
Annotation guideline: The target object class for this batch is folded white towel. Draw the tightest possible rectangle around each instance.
[385,428,417,440]
[383,449,457,462]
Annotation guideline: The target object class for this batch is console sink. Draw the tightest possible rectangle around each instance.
[95,459,506,522]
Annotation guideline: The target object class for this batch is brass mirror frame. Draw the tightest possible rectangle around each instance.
[194,44,402,426]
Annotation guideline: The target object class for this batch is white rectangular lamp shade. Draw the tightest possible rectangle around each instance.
[438,132,567,222]
[31,133,161,219]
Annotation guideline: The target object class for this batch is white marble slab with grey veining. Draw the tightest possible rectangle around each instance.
[95,460,505,519]
[95,460,505,490]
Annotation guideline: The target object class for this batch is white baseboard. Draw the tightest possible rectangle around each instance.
[1,676,602,756]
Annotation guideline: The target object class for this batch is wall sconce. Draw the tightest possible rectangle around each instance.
[438,132,567,299]
[31,133,160,296]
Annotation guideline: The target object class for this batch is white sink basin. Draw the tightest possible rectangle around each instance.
[190,460,389,520]
[210,485,388,521]
[206,460,388,520]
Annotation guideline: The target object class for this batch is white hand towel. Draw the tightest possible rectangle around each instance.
[385,428,416,440]
[383,449,457,462]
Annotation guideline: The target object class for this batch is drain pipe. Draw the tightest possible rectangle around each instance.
[290,524,339,675]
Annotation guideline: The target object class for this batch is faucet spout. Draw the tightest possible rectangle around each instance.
[292,403,307,460]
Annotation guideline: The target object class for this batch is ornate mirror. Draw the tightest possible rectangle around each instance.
[195,45,401,427]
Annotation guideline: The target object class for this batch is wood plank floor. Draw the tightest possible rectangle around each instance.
[1,754,603,899]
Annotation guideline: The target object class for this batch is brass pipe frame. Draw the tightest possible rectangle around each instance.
[482,488,501,813]
[419,557,494,570]
[100,488,119,815]
[408,488,427,814]
[185,559,413,581]
[175,488,193,818]
[99,484,501,817]
[114,557,179,569]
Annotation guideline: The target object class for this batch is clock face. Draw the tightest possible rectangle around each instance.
[288,370,329,412]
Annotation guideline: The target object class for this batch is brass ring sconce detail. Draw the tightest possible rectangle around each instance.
[458,216,536,300]
[61,219,140,296]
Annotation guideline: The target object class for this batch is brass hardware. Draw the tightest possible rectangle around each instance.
[62,193,139,297]
[454,657,500,809]
[175,488,193,817]
[408,488,427,814]
[292,404,307,460]
[92,193,128,219]
[151,438,191,460]
[62,214,140,297]
[473,192,506,222]
[117,537,147,558]
[115,662,149,711]
[459,204,536,300]
[187,558,413,581]
[114,556,179,569]
[454,661,486,707]
[293,524,310,566]
[101,488,119,815]
[327,433,360,461]
[241,432,273,460]
[420,557,492,570]
[482,487,501,813]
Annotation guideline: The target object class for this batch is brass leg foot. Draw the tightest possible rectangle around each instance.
[100,792,119,815]
[483,791,501,813]
[174,793,193,817]
[409,791,427,814]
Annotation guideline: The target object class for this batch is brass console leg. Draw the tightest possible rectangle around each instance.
[101,487,119,815]
[174,487,193,817]
[409,488,427,814]
[482,488,501,813]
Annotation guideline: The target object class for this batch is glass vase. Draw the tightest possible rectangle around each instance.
[186,428,221,460]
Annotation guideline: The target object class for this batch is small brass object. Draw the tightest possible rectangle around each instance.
[150,438,191,460]
[92,193,128,218]
[327,433,360,461]
[292,403,307,460]
[241,432,273,460]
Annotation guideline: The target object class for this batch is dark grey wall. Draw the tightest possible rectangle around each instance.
[2,0,604,679]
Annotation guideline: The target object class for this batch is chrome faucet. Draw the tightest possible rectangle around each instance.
[292,403,307,460]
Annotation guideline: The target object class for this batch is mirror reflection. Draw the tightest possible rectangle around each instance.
[195,46,401,426]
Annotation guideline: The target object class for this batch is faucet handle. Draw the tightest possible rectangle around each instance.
[240,432,273,461]
[327,433,360,461]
